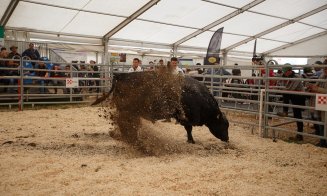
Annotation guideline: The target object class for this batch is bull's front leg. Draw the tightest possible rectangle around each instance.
[184,125,195,144]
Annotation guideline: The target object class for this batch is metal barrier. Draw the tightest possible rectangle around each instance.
[0,57,111,109]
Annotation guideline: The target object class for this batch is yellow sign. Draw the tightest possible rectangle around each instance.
[208,57,216,64]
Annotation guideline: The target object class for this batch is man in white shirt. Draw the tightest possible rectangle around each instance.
[170,57,184,75]
[128,58,143,72]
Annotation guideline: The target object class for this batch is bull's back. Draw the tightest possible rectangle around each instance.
[181,77,219,125]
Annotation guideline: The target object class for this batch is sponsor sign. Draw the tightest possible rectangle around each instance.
[315,94,327,111]
[66,78,79,88]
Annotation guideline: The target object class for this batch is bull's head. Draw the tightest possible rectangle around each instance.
[207,112,229,142]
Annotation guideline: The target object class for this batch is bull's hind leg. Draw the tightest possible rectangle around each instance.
[184,125,195,144]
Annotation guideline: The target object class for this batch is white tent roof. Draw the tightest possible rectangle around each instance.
[1,0,327,57]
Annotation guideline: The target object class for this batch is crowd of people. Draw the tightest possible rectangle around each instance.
[127,57,185,76]
[0,43,101,94]
[0,43,41,93]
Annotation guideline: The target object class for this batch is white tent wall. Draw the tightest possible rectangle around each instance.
[52,49,103,64]
[1,0,327,62]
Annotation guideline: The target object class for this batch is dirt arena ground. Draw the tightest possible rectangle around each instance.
[0,107,326,195]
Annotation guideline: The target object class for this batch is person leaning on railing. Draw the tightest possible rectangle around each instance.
[277,65,306,141]
[89,60,100,93]
[48,64,65,94]
[35,60,49,94]
[306,64,327,148]
[5,46,21,94]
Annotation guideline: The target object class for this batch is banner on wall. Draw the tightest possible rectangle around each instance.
[110,53,127,63]
[110,53,120,64]
[119,53,126,62]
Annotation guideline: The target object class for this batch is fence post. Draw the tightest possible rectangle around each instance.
[210,66,213,94]
[259,89,265,137]
[19,57,24,111]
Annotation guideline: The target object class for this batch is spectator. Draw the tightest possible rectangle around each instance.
[158,59,164,67]
[22,43,40,60]
[128,58,142,72]
[0,47,9,92]
[195,63,204,73]
[225,68,245,100]
[7,45,21,59]
[313,61,323,78]
[0,47,8,75]
[277,65,306,141]
[261,68,276,86]
[302,67,317,87]
[169,57,184,75]
[64,65,71,77]
[147,61,154,71]
[277,64,292,117]
[5,47,21,93]
[78,63,88,92]
[245,73,258,100]
[89,60,100,93]
[276,69,283,77]
[245,73,256,86]
[36,61,49,94]
[203,63,231,97]
[48,64,65,94]
[307,65,327,147]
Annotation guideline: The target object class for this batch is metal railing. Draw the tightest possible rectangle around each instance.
[0,58,111,109]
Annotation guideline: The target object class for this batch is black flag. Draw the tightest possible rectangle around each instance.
[253,39,257,58]
[204,27,224,65]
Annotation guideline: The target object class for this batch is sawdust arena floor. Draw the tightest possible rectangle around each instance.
[0,107,326,195]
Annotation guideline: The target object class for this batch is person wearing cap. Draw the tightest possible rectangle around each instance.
[277,64,306,141]
[8,45,21,59]
[22,43,40,60]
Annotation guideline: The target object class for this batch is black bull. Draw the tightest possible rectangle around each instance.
[92,72,229,143]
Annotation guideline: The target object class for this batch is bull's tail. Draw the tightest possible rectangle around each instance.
[91,78,116,105]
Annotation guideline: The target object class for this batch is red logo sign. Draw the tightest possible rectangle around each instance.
[66,79,73,85]
[318,95,327,104]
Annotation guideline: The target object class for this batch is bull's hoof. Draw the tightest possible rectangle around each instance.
[187,139,195,144]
